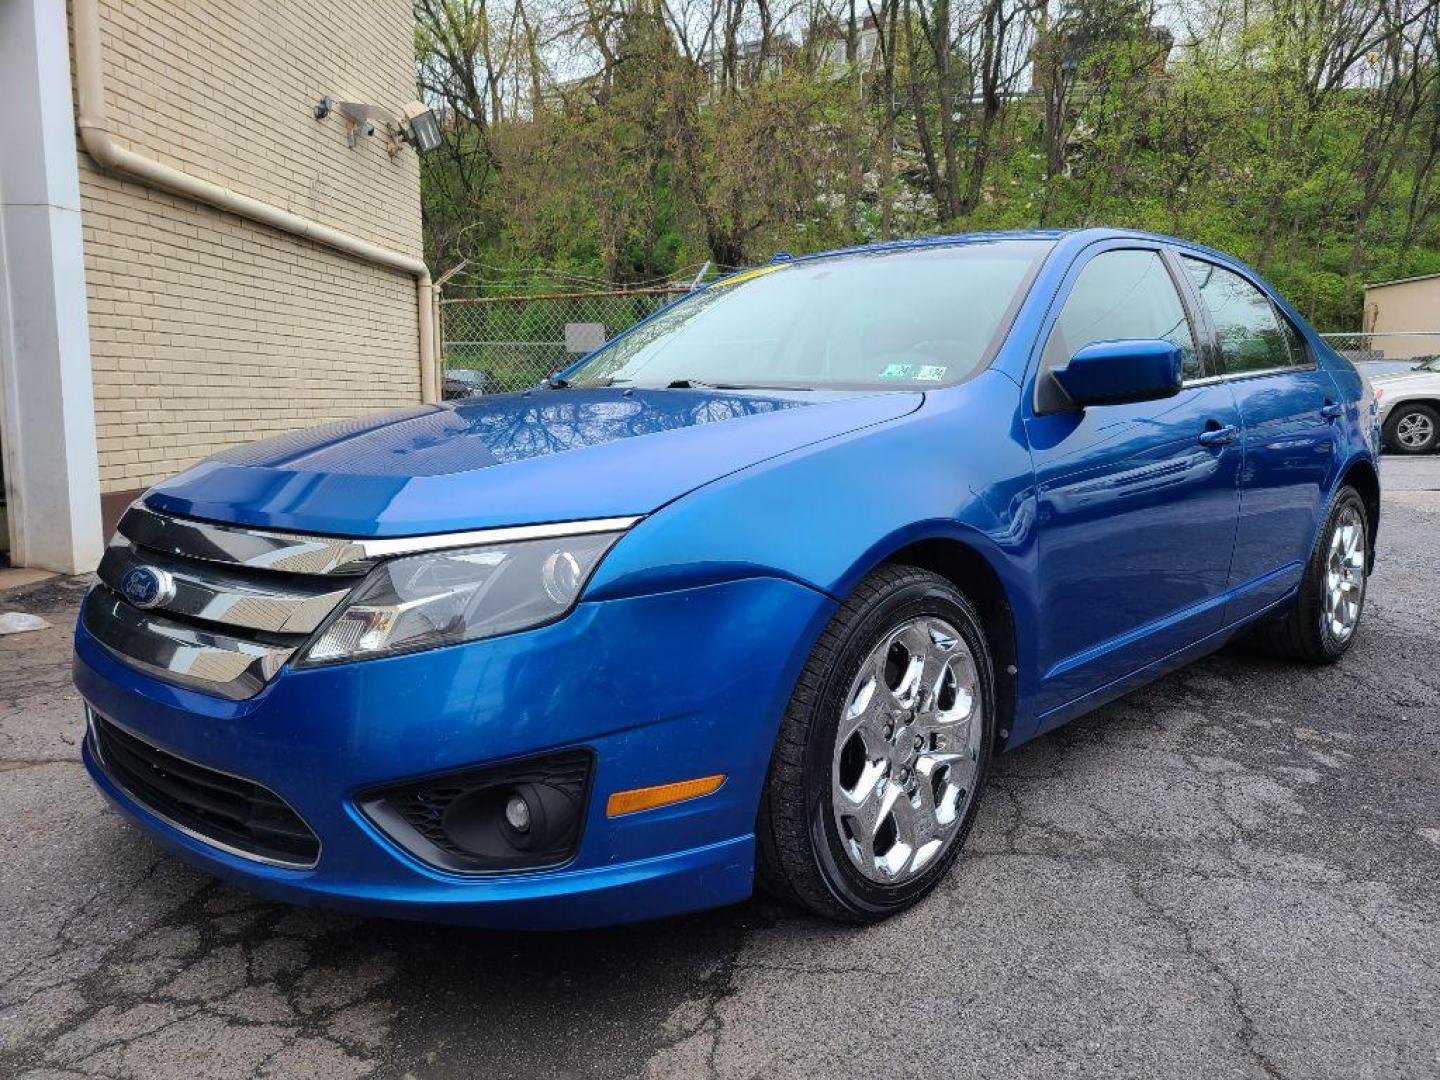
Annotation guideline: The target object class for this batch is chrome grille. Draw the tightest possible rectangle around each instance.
[100,530,354,634]
[85,507,363,700]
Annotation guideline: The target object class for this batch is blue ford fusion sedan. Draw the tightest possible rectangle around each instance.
[75,229,1381,928]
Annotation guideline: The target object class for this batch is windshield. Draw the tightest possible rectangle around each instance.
[1413,356,1440,372]
[567,241,1051,390]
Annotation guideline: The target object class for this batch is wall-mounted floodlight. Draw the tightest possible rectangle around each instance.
[397,101,444,153]
[315,96,444,156]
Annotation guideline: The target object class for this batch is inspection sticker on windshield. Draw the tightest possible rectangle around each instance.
[879,363,915,379]
[915,365,948,381]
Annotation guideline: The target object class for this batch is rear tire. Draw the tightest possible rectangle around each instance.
[756,565,995,923]
[1251,485,1369,664]
[1384,403,1439,454]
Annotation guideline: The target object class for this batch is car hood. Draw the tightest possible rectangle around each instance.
[144,387,923,536]
[1374,370,1439,387]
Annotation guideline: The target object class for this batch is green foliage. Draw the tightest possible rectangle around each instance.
[417,0,1440,331]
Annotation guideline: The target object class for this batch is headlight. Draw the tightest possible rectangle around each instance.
[294,531,623,666]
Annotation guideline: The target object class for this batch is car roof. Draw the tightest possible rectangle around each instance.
[784,227,1239,266]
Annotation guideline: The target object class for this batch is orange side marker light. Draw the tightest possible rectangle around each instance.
[606,774,726,818]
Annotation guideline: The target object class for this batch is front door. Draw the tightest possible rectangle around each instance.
[1025,244,1243,717]
[1178,256,1342,621]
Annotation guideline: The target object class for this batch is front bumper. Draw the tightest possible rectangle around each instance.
[75,575,834,929]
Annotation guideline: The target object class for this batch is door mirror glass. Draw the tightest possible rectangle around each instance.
[1051,339,1184,409]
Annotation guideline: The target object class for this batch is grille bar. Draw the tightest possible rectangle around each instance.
[119,505,381,577]
[89,710,320,868]
[98,537,352,635]
[81,587,296,701]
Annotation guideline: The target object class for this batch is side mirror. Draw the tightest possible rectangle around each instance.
[1050,339,1183,409]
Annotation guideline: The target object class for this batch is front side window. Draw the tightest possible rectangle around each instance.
[1181,257,1295,375]
[567,241,1051,390]
[1041,249,1199,383]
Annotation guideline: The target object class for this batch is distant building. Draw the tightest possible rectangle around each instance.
[699,14,882,92]
[545,16,882,111]
[812,14,882,78]
[1031,22,1173,93]
[1362,273,1440,359]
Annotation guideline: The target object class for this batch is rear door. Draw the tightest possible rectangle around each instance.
[1177,256,1342,621]
[1025,242,1243,718]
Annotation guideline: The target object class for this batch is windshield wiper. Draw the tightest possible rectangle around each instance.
[664,378,815,391]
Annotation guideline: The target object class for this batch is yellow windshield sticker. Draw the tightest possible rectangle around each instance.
[712,264,787,289]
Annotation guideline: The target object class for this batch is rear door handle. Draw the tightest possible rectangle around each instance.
[1320,401,1343,420]
[1198,424,1238,447]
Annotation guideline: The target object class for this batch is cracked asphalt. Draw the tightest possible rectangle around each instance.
[2,457,1438,1080]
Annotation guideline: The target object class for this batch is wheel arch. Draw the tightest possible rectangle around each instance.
[871,534,1022,751]
[1338,455,1380,570]
[1385,396,1440,416]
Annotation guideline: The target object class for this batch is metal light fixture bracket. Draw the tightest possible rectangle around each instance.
[315,97,442,157]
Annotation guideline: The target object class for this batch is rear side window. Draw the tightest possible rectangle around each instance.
[1278,312,1310,366]
[1181,257,1297,374]
[1042,250,1199,381]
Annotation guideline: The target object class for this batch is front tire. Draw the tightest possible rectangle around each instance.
[1384,403,1439,454]
[1252,485,1370,663]
[756,565,995,923]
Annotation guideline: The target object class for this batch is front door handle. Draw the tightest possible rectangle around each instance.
[1198,424,1238,447]
[1320,401,1343,420]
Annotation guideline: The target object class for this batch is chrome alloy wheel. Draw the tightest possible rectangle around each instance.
[831,617,984,884]
[1323,506,1366,642]
[1395,410,1435,449]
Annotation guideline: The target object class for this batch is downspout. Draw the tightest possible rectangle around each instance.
[71,0,438,403]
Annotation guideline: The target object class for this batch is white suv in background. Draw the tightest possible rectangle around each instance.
[1377,357,1440,454]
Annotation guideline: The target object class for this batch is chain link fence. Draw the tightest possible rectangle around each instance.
[440,287,691,396]
[1318,332,1440,371]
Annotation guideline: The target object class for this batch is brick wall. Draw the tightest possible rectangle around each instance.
[75,0,424,493]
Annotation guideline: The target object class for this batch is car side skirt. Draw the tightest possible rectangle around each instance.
[1022,587,1298,743]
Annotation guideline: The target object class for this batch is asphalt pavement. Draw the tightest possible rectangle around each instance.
[2,457,1438,1079]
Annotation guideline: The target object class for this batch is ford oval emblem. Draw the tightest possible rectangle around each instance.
[120,566,174,610]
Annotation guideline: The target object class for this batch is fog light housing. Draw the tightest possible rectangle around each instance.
[504,793,531,833]
[358,750,592,874]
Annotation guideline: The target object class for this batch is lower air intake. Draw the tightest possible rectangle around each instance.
[89,711,320,868]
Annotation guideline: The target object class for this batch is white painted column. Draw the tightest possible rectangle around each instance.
[0,0,105,572]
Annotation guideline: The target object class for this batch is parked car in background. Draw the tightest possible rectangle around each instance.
[1354,359,1418,380]
[442,366,497,400]
[74,229,1380,929]
[1375,356,1440,454]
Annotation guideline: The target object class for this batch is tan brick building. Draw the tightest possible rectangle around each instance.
[0,0,433,573]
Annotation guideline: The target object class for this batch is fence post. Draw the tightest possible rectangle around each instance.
[433,290,444,398]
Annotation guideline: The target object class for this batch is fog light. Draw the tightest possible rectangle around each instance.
[359,748,592,874]
[504,792,531,833]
